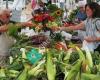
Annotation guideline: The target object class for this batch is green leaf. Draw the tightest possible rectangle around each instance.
[7,23,19,38]
[81,73,100,80]
[46,51,56,80]
[16,68,28,80]
[65,60,82,80]
[0,69,6,78]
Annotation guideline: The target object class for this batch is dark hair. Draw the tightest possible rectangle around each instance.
[85,2,100,18]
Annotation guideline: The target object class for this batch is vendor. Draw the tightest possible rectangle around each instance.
[59,0,65,10]
[0,9,13,67]
[58,2,100,52]
[76,1,87,22]
[0,9,33,67]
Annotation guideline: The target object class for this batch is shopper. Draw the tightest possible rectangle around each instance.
[57,2,100,52]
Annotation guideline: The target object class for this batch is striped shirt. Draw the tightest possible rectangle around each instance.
[84,18,100,49]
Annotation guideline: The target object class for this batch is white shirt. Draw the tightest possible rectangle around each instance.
[59,0,65,3]
[41,0,48,3]
[12,0,26,10]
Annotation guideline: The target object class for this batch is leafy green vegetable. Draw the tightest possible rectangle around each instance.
[7,23,20,38]
[46,51,56,80]
[65,60,82,80]
[16,68,28,80]
[47,4,59,13]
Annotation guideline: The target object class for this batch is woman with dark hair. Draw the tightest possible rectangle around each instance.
[56,2,100,52]
[85,2,100,18]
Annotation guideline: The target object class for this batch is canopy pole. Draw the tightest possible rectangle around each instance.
[6,0,8,9]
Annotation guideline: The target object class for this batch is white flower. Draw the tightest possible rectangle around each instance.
[20,27,38,37]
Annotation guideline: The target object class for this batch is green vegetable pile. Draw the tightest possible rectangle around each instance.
[0,6,99,80]
[0,43,100,80]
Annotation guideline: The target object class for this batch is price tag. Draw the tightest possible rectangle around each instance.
[26,48,42,64]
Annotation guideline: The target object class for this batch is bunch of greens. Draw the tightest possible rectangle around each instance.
[7,23,21,38]
[1,43,100,80]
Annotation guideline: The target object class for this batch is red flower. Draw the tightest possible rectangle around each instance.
[33,14,44,22]
[33,13,55,22]
[48,16,55,21]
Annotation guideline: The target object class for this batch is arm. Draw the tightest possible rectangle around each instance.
[0,22,34,32]
[95,37,100,41]
[0,25,8,32]
[84,19,100,42]
[16,21,35,27]
[60,22,85,31]
[93,19,100,42]
[84,37,100,42]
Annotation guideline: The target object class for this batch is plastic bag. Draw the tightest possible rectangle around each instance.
[0,33,15,56]
[61,31,72,40]
[81,40,95,52]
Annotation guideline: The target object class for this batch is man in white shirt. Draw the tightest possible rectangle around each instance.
[0,9,33,67]
[0,9,14,67]
[59,0,65,9]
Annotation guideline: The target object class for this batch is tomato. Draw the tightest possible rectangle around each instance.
[55,42,67,51]
[64,22,70,27]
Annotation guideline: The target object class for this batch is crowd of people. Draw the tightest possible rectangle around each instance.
[0,0,100,67]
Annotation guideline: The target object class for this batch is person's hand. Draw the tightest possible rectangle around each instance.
[16,21,36,27]
[0,25,8,32]
[51,27,69,32]
[84,37,96,42]
[21,22,35,27]
[51,27,60,31]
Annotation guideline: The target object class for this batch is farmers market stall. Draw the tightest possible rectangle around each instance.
[0,2,100,80]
